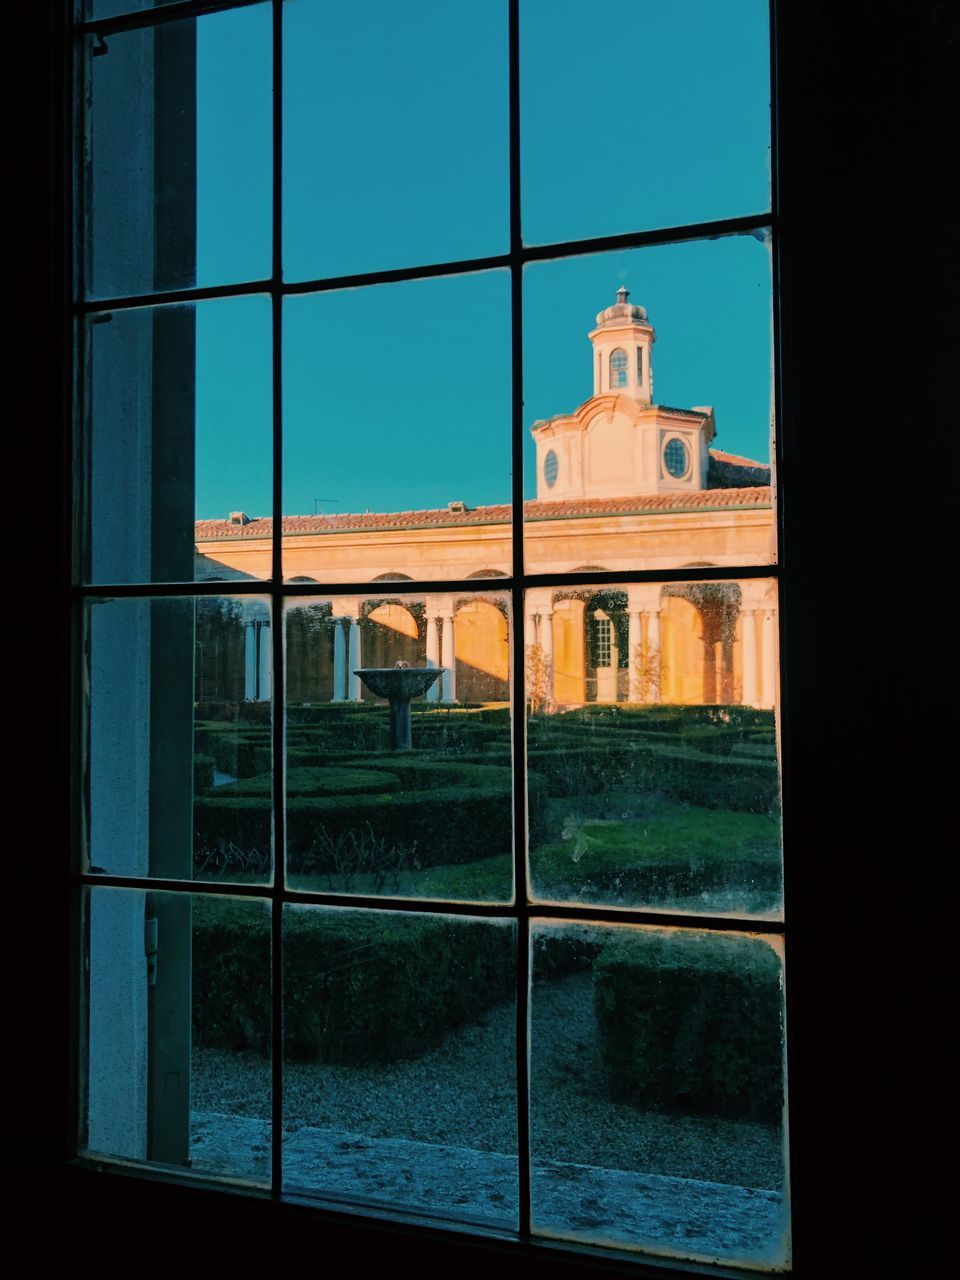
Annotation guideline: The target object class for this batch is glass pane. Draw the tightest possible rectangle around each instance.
[284,591,513,902]
[523,235,776,574]
[80,3,271,299]
[81,887,271,1185]
[521,0,771,244]
[283,906,517,1227]
[84,596,273,885]
[280,272,511,582]
[283,0,508,281]
[80,296,271,585]
[526,578,781,917]
[530,922,789,1267]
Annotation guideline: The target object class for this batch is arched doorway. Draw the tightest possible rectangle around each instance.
[663,580,742,704]
[360,601,422,699]
[285,598,334,703]
[583,588,628,703]
[551,585,628,705]
[454,598,509,702]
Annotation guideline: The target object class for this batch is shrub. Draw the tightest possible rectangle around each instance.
[195,773,546,872]
[528,740,778,814]
[194,726,271,779]
[284,909,515,1063]
[192,898,515,1064]
[192,897,271,1051]
[193,753,215,794]
[593,929,784,1123]
[531,926,603,980]
[217,766,402,798]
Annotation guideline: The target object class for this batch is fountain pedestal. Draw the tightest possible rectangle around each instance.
[353,666,442,750]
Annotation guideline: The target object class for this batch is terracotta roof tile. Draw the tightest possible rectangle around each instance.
[708,448,767,467]
[195,486,771,540]
[707,449,772,488]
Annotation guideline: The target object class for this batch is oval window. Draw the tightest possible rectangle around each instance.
[664,437,689,478]
[544,450,559,487]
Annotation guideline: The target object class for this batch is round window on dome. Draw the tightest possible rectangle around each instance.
[664,437,689,479]
[544,450,559,488]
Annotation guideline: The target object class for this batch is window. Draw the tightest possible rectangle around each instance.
[609,348,628,388]
[50,0,926,1274]
[663,437,689,479]
[34,1,944,1273]
[591,613,612,667]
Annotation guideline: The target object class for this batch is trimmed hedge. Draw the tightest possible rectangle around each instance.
[216,766,401,798]
[527,741,778,813]
[191,897,514,1064]
[194,764,547,871]
[531,926,603,981]
[593,930,784,1123]
[195,723,271,779]
[194,753,215,794]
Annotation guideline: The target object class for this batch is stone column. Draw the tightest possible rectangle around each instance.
[760,607,777,709]
[524,611,537,650]
[258,622,271,702]
[702,635,718,704]
[331,617,345,701]
[741,609,758,707]
[644,610,661,703]
[425,613,441,703]
[347,615,362,701]
[441,612,457,703]
[628,608,642,702]
[540,610,554,706]
[244,622,257,701]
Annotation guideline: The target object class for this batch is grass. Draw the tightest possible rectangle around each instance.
[538,798,780,866]
[531,796,781,914]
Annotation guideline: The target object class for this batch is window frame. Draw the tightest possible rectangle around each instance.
[28,0,945,1274]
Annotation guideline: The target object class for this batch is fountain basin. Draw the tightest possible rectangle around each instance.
[353,667,442,749]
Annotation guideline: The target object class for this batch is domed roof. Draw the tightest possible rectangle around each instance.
[594,285,648,328]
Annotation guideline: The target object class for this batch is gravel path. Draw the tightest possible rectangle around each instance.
[192,973,783,1189]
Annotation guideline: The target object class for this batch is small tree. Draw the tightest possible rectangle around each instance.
[526,642,554,714]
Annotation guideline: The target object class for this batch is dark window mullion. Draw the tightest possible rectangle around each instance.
[73,210,775,315]
[270,0,284,1203]
[508,0,532,1242]
[75,563,779,603]
[75,0,265,41]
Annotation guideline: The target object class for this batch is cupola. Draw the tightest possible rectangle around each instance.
[588,286,656,403]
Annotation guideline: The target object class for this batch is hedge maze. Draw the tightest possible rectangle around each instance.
[191,700,783,1125]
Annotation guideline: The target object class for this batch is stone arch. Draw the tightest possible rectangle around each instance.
[454,598,509,702]
[371,572,413,582]
[360,601,422,694]
[581,588,629,704]
[662,579,742,704]
[550,574,616,706]
[195,595,253,707]
[285,598,334,703]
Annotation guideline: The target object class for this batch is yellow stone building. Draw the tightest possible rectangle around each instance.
[195,291,777,710]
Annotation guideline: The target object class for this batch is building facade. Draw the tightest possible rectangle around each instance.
[195,291,777,710]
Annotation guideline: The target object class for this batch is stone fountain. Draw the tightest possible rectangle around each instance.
[353,660,442,750]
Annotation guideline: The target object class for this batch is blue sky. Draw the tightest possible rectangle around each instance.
[193,0,771,521]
